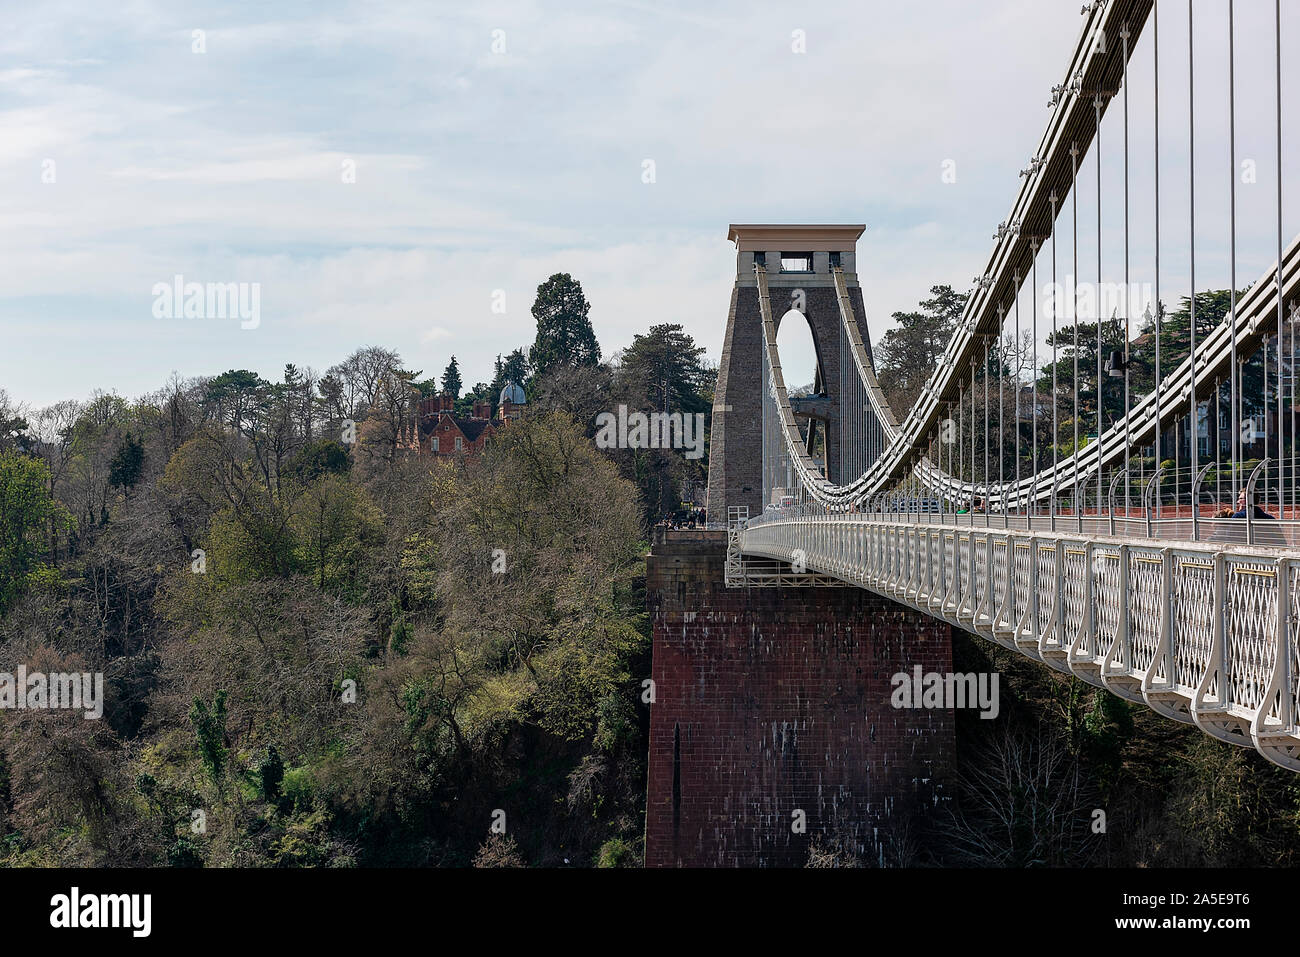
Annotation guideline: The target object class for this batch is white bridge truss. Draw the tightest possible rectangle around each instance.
[740,512,1300,771]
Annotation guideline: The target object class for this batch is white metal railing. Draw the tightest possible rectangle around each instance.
[738,509,1300,773]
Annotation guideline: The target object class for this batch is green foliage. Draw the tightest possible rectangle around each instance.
[166,838,204,868]
[108,431,145,492]
[1081,689,1134,795]
[595,836,636,868]
[617,323,711,416]
[206,504,295,583]
[1,343,652,868]
[593,691,638,753]
[259,746,285,802]
[190,690,229,790]
[1038,289,1253,456]
[280,766,315,812]
[203,369,270,434]
[287,440,350,484]
[441,356,462,400]
[288,474,383,592]
[528,273,600,376]
[875,285,967,412]
[0,451,71,614]
[500,348,529,390]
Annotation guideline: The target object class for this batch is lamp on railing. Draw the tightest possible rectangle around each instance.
[1104,351,1149,379]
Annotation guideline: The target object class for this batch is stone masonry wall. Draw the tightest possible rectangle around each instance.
[644,529,953,867]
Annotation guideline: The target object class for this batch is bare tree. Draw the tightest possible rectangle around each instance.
[938,723,1102,867]
[30,400,84,561]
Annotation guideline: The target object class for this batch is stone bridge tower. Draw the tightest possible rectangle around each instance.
[706,224,870,523]
[645,226,953,867]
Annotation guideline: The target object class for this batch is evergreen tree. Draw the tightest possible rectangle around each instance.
[875,285,967,411]
[500,348,529,391]
[528,274,600,376]
[108,431,145,493]
[441,356,462,399]
[618,323,711,415]
[490,354,505,395]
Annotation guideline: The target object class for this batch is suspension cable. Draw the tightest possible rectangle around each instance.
[1188,0,1199,537]
[1277,0,1286,519]
[1015,270,1022,515]
[1095,91,1105,530]
[1072,141,1082,531]
[1229,0,1240,501]
[1051,193,1060,525]
[1122,21,1132,520]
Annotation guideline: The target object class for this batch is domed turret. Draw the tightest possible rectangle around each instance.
[498,380,526,422]
[498,381,526,406]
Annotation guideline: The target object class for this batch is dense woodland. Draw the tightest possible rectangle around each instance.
[0,274,710,867]
[1,273,1297,867]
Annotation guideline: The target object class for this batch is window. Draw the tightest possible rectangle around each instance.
[753,252,766,268]
[431,436,439,452]
[455,436,463,451]
[829,251,841,269]
[780,252,812,273]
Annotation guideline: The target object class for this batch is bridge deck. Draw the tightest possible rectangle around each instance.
[736,512,1300,772]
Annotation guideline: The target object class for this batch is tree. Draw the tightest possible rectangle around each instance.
[490,355,506,395]
[875,285,967,412]
[323,346,403,419]
[0,389,30,452]
[617,323,711,416]
[441,357,462,400]
[30,399,84,561]
[528,274,600,376]
[455,382,494,418]
[289,474,383,592]
[287,440,350,484]
[353,371,419,481]
[500,348,529,390]
[63,391,130,533]
[189,690,229,791]
[1037,289,1251,460]
[0,452,70,613]
[202,370,269,435]
[109,432,145,495]
[938,723,1101,867]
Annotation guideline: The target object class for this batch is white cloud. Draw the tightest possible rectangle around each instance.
[0,0,1295,410]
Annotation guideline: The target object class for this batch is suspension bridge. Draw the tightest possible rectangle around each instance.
[709,0,1300,774]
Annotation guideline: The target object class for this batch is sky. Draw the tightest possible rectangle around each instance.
[1,0,1295,408]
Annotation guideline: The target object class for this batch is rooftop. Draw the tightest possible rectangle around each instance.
[726,224,865,251]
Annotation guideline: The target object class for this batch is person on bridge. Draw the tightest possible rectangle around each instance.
[1231,489,1275,521]
[1230,490,1287,546]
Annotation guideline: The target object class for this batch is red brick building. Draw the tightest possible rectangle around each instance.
[415,382,526,458]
